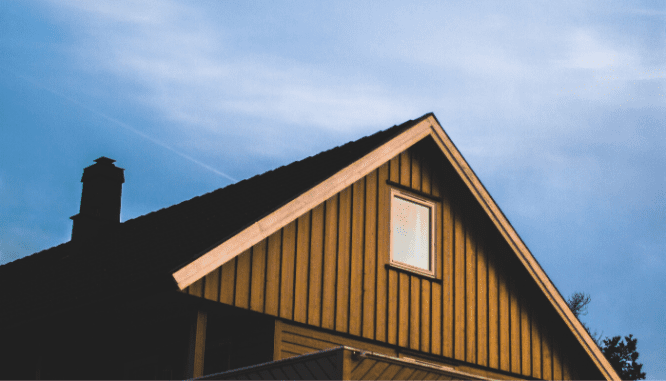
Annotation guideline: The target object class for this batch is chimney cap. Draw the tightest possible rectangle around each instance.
[94,156,116,165]
[81,156,125,183]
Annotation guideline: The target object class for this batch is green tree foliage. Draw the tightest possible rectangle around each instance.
[601,335,646,380]
[566,293,646,380]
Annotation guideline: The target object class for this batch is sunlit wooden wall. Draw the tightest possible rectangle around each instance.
[185,138,601,379]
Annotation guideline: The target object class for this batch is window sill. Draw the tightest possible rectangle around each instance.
[385,263,442,283]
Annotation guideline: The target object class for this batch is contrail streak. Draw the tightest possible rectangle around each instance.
[5,69,238,183]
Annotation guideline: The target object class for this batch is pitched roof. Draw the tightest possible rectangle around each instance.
[0,113,431,327]
[172,113,621,381]
[0,112,619,380]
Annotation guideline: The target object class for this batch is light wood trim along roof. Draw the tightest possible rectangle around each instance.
[172,115,620,381]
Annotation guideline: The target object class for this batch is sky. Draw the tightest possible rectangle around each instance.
[1,0,664,377]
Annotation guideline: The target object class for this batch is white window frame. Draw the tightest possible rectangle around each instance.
[389,187,436,277]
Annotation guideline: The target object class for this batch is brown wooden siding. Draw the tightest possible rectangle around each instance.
[275,320,397,360]
[274,320,522,380]
[186,139,599,379]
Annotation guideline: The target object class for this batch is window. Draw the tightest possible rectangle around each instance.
[390,188,435,276]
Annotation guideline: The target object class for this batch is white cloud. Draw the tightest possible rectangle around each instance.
[53,0,193,26]
[629,8,666,17]
[560,28,665,82]
[141,56,421,132]
[47,0,419,133]
[41,0,665,175]
[562,29,627,69]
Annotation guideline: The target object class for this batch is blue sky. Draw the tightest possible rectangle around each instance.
[1,0,664,377]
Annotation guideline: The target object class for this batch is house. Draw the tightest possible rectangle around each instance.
[0,113,620,380]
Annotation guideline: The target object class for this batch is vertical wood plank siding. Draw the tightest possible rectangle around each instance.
[477,240,488,367]
[439,178,454,360]
[294,212,311,324]
[376,163,390,342]
[307,203,325,327]
[185,141,587,379]
[250,240,266,313]
[280,221,296,320]
[349,179,365,337]
[465,222,477,364]
[362,170,377,340]
[321,195,338,331]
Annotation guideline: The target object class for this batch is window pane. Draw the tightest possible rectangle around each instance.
[392,196,431,271]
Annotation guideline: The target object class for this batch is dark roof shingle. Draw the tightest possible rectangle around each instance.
[0,114,432,327]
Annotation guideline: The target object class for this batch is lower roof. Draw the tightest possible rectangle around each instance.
[197,345,491,380]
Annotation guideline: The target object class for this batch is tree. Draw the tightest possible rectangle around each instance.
[567,292,591,319]
[566,292,602,344]
[566,292,646,380]
[601,335,646,380]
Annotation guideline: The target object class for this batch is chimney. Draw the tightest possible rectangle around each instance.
[70,157,125,242]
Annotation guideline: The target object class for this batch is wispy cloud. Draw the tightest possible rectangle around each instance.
[562,29,629,69]
[48,0,419,134]
[41,0,665,193]
[628,8,666,17]
[10,68,238,182]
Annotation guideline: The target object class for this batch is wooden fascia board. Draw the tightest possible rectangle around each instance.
[172,117,433,290]
[426,123,620,381]
[172,114,618,380]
